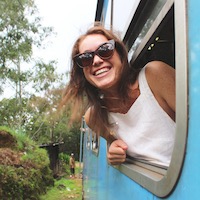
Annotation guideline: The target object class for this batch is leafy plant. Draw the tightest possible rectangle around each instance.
[59,153,70,165]
[0,126,54,199]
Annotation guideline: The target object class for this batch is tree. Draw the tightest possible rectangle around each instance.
[0,0,66,129]
[0,0,54,98]
[0,0,81,156]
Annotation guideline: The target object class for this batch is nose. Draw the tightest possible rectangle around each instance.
[92,54,103,66]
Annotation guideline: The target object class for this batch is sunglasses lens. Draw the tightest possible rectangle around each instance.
[74,40,115,68]
[98,43,114,58]
[76,53,93,68]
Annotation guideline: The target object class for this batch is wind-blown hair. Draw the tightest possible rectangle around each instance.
[61,23,140,139]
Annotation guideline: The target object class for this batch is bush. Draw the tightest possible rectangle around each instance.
[59,153,70,175]
[0,166,54,200]
[0,126,54,200]
[59,152,70,164]
[21,148,50,169]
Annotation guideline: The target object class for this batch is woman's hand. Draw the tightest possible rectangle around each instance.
[107,139,128,165]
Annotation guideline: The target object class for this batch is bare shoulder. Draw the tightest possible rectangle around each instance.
[144,61,175,90]
[145,61,175,77]
[144,61,176,116]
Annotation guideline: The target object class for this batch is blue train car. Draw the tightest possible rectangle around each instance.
[80,0,200,199]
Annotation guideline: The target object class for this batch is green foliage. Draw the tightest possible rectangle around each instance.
[0,126,35,151]
[59,153,70,165]
[21,148,50,169]
[0,0,53,65]
[0,88,67,144]
[0,6,66,141]
[0,0,80,159]
[15,132,35,151]
[32,60,63,92]
[0,127,54,200]
[58,152,70,175]
[0,165,54,200]
[0,90,82,159]
[0,98,26,128]
[61,122,81,159]
[0,0,61,107]
[0,126,16,136]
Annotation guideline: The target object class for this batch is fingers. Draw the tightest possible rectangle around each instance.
[107,153,126,165]
[107,140,128,165]
[110,139,128,150]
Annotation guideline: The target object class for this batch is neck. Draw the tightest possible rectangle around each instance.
[100,82,140,114]
[100,87,119,99]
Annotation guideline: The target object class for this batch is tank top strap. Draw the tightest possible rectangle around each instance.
[138,66,153,96]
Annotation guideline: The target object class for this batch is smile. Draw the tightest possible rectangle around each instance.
[94,67,111,76]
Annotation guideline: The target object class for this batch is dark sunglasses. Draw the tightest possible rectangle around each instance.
[73,39,115,68]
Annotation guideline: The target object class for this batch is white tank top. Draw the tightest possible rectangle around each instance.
[108,67,176,167]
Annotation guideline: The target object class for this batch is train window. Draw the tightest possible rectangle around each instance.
[94,0,188,197]
[112,0,140,36]
[91,130,99,155]
[85,129,91,150]
[106,0,188,197]
[84,127,100,155]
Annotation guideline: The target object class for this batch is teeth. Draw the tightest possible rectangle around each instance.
[95,68,109,76]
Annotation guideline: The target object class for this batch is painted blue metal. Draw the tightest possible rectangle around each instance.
[82,0,200,199]
[83,131,155,200]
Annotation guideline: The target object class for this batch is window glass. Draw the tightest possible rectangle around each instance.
[128,0,168,62]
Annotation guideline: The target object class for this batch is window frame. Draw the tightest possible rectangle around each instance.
[108,0,188,197]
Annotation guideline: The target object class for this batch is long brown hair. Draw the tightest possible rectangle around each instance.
[61,23,140,139]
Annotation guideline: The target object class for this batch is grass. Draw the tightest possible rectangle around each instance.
[40,177,82,200]
[40,163,83,200]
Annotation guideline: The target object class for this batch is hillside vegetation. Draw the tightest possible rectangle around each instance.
[0,126,54,200]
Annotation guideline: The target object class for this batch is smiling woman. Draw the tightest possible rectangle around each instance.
[60,23,175,169]
[79,35,123,90]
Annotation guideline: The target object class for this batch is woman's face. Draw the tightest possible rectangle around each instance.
[78,34,123,91]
